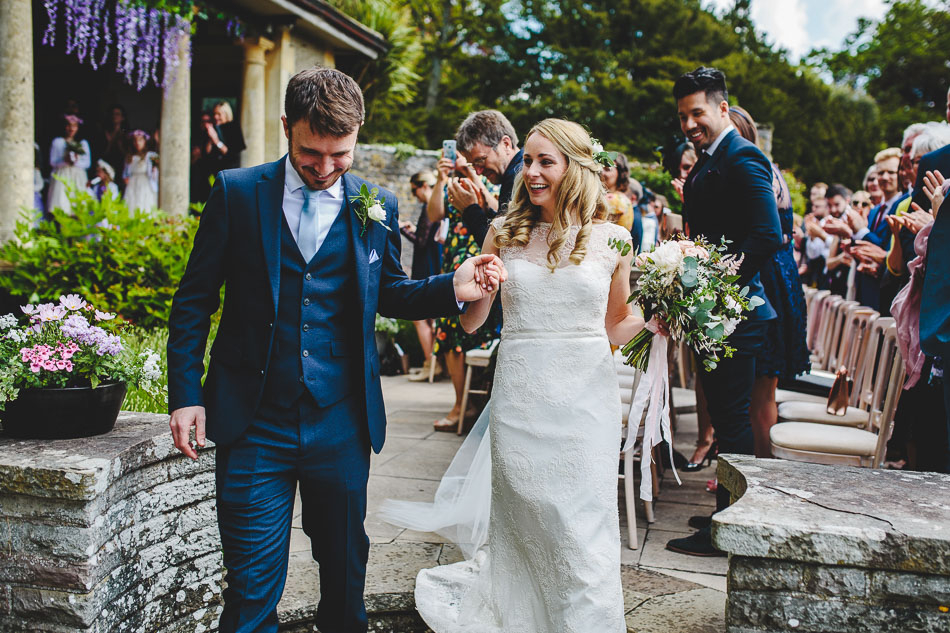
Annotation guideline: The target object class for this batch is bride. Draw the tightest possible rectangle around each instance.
[381,118,650,632]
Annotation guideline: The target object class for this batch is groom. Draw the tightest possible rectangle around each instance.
[167,67,502,633]
[665,67,782,556]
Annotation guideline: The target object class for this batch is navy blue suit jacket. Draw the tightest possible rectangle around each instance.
[167,159,462,452]
[682,129,783,328]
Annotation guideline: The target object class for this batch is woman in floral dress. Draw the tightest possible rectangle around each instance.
[429,154,501,431]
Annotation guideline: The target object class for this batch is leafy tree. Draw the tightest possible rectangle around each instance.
[809,0,950,143]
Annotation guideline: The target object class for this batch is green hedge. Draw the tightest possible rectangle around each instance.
[0,189,198,330]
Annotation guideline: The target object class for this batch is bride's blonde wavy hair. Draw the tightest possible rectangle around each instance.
[493,119,607,271]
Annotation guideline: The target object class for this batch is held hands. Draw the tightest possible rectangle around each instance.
[169,405,206,460]
[454,254,508,302]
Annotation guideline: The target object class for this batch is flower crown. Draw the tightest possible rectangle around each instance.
[590,137,615,168]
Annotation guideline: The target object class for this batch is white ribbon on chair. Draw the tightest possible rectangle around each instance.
[621,334,682,501]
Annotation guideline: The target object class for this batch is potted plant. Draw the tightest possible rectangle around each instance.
[0,294,162,439]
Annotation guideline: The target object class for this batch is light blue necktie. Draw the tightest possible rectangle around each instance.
[297,187,318,261]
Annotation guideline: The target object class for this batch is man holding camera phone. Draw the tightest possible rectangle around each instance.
[443,110,523,247]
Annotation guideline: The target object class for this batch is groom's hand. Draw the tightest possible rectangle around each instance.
[170,405,206,460]
[454,254,506,302]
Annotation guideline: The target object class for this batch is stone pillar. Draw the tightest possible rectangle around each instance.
[159,33,191,215]
[265,28,294,162]
[0,0,34,242]
[241,37,275,167]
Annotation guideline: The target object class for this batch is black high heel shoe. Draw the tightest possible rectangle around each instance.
[682,441,717,472]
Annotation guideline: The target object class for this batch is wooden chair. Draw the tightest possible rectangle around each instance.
[615,351,657,550]
[457,339,500,435]
[771,324,904,468]
[778,316,891,429]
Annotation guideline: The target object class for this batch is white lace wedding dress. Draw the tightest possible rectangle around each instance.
[381,219,630,632]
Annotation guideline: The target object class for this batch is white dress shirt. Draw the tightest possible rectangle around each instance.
[704,124,735,159]
[282,156,345,254]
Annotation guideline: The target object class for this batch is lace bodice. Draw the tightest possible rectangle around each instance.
[491,218,631,337]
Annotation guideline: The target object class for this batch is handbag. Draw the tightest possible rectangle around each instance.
[825,366,852,416]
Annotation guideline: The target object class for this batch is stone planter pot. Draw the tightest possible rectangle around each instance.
[1,381,127,439]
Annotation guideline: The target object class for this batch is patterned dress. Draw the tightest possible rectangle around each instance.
[433,187,501,355]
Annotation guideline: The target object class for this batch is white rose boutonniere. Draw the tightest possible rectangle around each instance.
[351,183,392,237]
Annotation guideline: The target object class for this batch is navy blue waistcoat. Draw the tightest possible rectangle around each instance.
[260,203,362,408]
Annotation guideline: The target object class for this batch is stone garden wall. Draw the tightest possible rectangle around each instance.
[0,412,221,632]
[714,454,950,633]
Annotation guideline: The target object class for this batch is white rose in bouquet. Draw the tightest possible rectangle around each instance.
[649,241,685,277]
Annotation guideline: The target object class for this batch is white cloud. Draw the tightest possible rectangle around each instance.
[750,1,811,59]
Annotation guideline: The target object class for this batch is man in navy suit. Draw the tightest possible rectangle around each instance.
[167,68,504,633]
[663,67,783,556]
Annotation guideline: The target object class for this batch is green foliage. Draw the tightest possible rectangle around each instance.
[630,163,681,214]
[0,187,199,330]
[783,169,807,219]
[392,142,418,161]
[808,0,950,145]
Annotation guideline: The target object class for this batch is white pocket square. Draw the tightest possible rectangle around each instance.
[368,249,380,264]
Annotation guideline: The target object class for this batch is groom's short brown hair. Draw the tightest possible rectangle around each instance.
[285,67,365,137]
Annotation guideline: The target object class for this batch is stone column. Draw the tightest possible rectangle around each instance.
[0,0,34,242]
[241,37,275,168]
[159,33,191,216]
[264,28,294,162]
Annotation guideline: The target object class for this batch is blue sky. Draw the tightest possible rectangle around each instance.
[705,0,888,61]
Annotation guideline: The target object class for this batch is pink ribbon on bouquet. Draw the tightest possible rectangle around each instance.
[621,334,681,502]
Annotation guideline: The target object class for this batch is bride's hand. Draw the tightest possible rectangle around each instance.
[454,254,506,302]
[646,316,670,337]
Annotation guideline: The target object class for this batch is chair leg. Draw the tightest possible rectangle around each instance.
[458,364,474,435]
[643,497,656,524]
[623,451,638,549]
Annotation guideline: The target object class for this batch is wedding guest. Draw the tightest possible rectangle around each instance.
[637,189,660,253]
[88,159,119,201]
[807,182,828,215]
[401,170,445,382]
[851,190,873,217]
[865,165,885,206]
[665,67,782,556]
[430,152,501,430]
[910,85,950,214]
[626,177,644,249]
[123,130,159,212]
[449,110,523,247]
[730,105,810,459]
[47,114,91,214]
[823,184,855,296]
[826,148,907,312]
[33,143,45,215]
[665,141,698,203]
[601,152,635,231]
[206,101,245,171]
[98,104,129,189]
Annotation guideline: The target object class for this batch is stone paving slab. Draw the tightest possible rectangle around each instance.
[280,374,727,632]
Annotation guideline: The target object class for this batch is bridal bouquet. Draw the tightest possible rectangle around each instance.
[612,236,763,371]
[611,236,762,501]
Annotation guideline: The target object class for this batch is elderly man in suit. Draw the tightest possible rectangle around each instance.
[664,67,783,557]
[167,68,504,633]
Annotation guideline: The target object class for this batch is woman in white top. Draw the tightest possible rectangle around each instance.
[47,115,91,214]
[123,130,159,212]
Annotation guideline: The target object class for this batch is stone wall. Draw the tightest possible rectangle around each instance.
[714,454,950,633]
[0,412,221,632]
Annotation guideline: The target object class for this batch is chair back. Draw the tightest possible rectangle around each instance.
[812,294,843,367]
[828,304,875,375]
[614,350,642,427]
[806,290,833,352]
[820,298,857,371]
[870,325,905,468]
[854,317,895,411]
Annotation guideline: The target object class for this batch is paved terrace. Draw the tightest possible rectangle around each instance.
[280,374,727,633]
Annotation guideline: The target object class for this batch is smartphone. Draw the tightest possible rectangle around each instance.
[442,139,457,163]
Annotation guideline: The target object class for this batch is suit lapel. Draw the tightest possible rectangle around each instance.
[257,158,286,316]
[344,173,370,305]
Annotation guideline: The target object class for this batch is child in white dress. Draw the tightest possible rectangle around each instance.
[47,115,91,214]
[123,130,159,212]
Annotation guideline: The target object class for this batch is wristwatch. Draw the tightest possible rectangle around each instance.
[216,141,225,150]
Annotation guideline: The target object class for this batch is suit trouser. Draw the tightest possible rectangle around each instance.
[698,320,768,513]
[215,394,371,633]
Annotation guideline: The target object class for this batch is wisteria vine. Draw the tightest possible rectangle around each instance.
[40,0,242,92]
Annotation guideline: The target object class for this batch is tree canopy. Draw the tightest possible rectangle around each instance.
[334,0,947,190]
